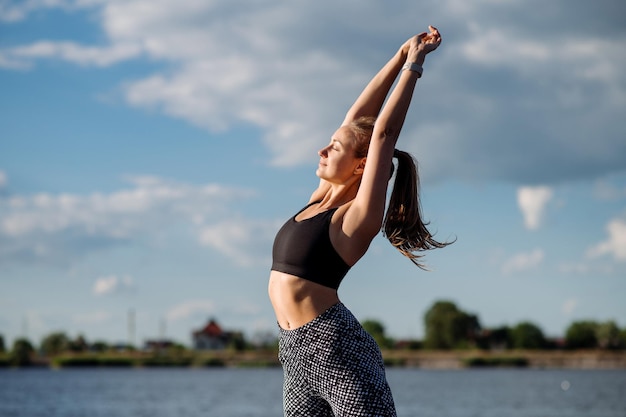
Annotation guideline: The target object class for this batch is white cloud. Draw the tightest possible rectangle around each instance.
[0,176,256,265]
[198,218,280,267]
[0,170,7,189]
[1,0,348,167]
[501,248,544,275]
[593,179,626,201]
[93,274,134,296]
[558,259,617,276]
[9,41,142,67]
[462,26,550,67]
[1,0,625,182]
[461,25,624,90]
[562,298,578,316]
[166,299,215,322]
[587,218,626,261]
[0,0,73,23]
[0,52,30,69]
[517,186,553,230]
[25,309,47,331]
[558,262,590,275]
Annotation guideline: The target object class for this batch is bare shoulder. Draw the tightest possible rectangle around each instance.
[329,202,378,265]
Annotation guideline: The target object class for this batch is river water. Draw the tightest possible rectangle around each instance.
[1,368,624,416]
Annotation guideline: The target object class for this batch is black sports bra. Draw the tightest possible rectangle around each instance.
[271,202,351,290]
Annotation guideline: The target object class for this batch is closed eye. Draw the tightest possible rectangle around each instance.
[330,138,343,150]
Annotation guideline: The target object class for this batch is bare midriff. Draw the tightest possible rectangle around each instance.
[268,270,340,330]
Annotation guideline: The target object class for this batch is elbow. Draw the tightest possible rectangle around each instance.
[371,126,399,145]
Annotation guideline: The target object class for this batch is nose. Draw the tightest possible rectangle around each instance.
[318,145,329,157]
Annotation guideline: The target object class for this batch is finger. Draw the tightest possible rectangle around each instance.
[424,35,438,45]
[429,25,442,42]
[427,25,440,38]
[416,31,428,43]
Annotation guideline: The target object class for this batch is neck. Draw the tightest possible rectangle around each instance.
[313,177,361,209]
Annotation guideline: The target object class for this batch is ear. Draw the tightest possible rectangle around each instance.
[353,157,367,175]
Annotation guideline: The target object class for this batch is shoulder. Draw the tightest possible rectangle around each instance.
[328,201,377,265]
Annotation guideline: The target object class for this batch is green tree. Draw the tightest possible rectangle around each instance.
[424,301,481,349]
[596,321,620,349]
[619,328,626,349]
[40,332,70,356]
[11,338,35,366]
[227,332,247,352]
[68,334,89,352]
[477,326,512,350]
[565,321,598,349]
[0,334,5,353]
[91,340,110,352]
[510,322,546,349]
[362,319,394,349]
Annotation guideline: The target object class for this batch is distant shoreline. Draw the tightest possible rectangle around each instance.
[2,349,625,369]
[381,349,626,369]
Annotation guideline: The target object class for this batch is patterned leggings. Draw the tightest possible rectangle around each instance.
[278,303,397,417]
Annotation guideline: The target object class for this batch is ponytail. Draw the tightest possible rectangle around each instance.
[347,116,453,268]
[383,149,453,269]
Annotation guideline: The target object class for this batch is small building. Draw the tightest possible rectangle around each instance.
[143,339,175,352]
[192,319,242,350]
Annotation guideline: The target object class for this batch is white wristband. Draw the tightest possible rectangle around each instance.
[402,62,423,78]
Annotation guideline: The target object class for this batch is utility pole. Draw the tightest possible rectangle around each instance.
[128,309,135,349]
[159,318,166,340]
[21,315,28,340]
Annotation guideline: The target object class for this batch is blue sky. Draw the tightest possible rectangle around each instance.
[1,0,625,348]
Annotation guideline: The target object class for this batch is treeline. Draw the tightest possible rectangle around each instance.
[0,331,263,367]
[2,300,625,367]
[363,300,626,351]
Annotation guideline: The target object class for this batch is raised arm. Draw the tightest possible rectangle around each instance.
[368,32,434,150]
[341,43,409,126]
[343,27,442,244]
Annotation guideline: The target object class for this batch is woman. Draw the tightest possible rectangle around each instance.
[269,25,449,416]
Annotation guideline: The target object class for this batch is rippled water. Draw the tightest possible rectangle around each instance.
[1,368,624,416]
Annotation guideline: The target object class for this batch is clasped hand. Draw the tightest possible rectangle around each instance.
[402,25,442,65]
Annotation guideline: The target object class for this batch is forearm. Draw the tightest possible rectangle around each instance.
[342,47,407,125]
[348,26,440,142]
[372,52,424,145]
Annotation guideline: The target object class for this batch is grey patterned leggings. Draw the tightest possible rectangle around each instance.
[278,303,397,417]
